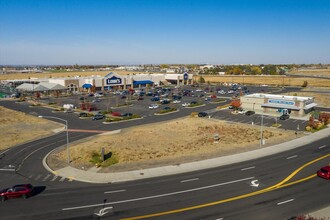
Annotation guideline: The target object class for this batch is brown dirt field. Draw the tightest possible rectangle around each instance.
[195,75,330,87]
[289,69,330,77]
[0,106,63,150]
[284,91,330,107]
[50,117,299,172]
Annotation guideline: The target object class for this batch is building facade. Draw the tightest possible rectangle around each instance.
[240,93,317,117]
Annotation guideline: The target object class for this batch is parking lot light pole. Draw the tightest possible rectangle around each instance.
[38,115,70,164]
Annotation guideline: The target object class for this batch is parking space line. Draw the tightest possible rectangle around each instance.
[50,175,58,181]
[180,178,199,183]
[59,176,66,182]
[42,174,51,181]
[277,199,294,205]
[286,155,298,159]
[319,145,327,149]
[241,166,256,171]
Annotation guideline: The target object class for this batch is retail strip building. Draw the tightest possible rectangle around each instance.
[240,93,317,117]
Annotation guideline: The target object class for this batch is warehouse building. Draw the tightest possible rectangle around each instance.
[240,93,317,117]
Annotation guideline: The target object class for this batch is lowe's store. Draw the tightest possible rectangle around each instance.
[240,93,317,117]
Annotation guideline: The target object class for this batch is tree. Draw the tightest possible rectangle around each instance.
[199,76,205,83]
[230,99,241,109]
[251,66,262,75]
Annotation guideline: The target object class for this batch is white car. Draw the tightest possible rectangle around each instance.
[149,104,159,109]
[94,93,103,97]
[238,110,246,114]
[182,102,190,107]
[173,100,181,104]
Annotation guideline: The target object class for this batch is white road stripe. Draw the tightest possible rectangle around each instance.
[241,166,256,171]
[180,178,199,183]
[59,176,66,182]
[277,199,294,205]
[42,174,51,181]
[62,176,255,211]
[34,174,42,181]
[50,175,58,181]
[286,155,298,159]
[215,218,224,220]
[319,145,327,149]
[104,189,126,194]
[0,168,15,171]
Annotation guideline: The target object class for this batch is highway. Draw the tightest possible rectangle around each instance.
[0,87,329,219]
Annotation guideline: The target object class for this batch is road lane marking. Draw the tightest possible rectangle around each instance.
[62,176,255,211]
[120,154,330,220]
[50,175,58,181]
[241,166,256,171]
[180,178,199,183]
[59,176,66,182]
[277,199,294,205]
[0,168,15,171]
[104,189,126,194]
[42,174,51,181]
[319,145,327,149]
[286,155,298,159]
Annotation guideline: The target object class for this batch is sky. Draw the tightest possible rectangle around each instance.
[0,0,329,65]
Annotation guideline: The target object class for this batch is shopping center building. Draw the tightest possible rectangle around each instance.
[240,93,317,117]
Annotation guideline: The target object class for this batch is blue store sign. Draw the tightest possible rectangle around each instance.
[106,76,122,85]
[268,99,295,105]
[183,73,188,80]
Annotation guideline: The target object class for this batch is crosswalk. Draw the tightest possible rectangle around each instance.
[27,173,74,183]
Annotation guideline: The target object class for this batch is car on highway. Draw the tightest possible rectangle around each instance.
[149,104,159,109]
[317,166,330,180]
[1,184,34,201]
[245,111,255,116]
[92,113,105,120]
[280,114,290,120]
[198,112,208,117]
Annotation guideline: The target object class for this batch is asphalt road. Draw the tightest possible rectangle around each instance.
[1,85,329,220]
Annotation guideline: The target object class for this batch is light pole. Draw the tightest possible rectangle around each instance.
[38,115,70,164]
[260,114,264,148]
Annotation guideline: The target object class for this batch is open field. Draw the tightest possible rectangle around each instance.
[50,117,298,172]
[285,91,330,107]
[196,75,330,87]
[0,106,62,150]
[288,69,330,77]
[1,70,330,87]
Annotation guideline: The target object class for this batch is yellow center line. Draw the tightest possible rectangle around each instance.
[121,154,330,220]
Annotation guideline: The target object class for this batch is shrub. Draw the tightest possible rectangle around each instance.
[89,151,118,167]
[302,80,308,87]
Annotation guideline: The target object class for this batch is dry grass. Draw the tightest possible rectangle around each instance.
[196,75,330,87]
[289,69,330,77]
[52,117,297,171]
[285,91,330,107]
[0,106,62,150]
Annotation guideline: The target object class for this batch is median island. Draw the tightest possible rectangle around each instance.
[48,116,299,172]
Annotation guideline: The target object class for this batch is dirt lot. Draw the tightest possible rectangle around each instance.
[0,106,62,150]
[49,117,298,172]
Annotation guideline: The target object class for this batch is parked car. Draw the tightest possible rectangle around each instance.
[163,106,171,111]
[160,100,170,104]
[92,114,105,120]
[149,104,159,109]
[245,111,255,116]
[137,96,144,100]
[317,166,330,180]
[1,184,34,201]
[238,110,246,115]
[111,112,121,117]
[151,97,160,102]
[280,114,290,120]
[198,112,208,117]
[92,98,101,103]
[172,100,181,104]
[190,101,197,105]
[94,93,103,98]
[121,113,133,117]
[79,112,88,117]
[64,108,74,113]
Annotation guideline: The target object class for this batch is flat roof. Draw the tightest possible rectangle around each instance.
[245,93,313,101]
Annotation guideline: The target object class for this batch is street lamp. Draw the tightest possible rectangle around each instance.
[260,113,264,148]
[38,115,70,164]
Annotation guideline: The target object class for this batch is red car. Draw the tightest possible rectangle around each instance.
[1,184,34,201]
[317,166,330,180]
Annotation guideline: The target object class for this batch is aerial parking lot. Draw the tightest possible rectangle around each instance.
[28,84,308,131]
